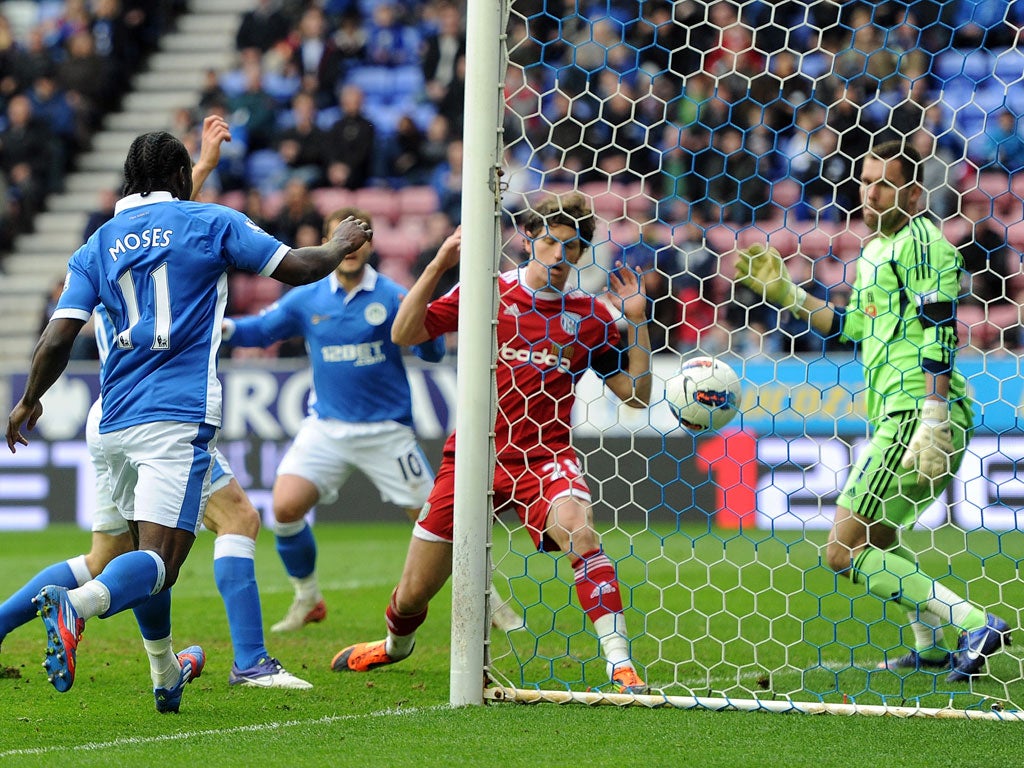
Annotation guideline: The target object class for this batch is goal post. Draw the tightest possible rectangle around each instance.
[449,0,506,707]
[452,0,1024,718]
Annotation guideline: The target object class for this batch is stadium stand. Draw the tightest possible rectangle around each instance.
[4,0,1024,363]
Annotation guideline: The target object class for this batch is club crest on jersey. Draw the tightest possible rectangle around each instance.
[311,313,330,325]
[561,311,581,336]
[364,302,387,326]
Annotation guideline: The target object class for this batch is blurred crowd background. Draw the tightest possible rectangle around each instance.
[4,0,1024,360]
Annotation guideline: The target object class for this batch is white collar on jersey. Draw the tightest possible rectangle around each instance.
[515,265,569,302]
[114,191,177,215]
[330,263,378,303]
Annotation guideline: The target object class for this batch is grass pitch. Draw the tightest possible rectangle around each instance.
[0,523,1021,767]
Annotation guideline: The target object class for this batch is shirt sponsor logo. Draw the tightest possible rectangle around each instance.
[321,341,386,366]
[498,342,572,373]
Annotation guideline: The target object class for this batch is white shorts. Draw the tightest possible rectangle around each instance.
[277,416,434,510]
[97,418,218,535]
[88,400,233,535]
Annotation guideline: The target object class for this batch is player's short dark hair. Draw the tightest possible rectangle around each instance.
[122,131,192,199]
[523,192,595,252]
[324,207,373,239]
[868,140,923,187]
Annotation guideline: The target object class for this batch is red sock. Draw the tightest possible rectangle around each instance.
[385,588,428,637]
[572,548,623,623]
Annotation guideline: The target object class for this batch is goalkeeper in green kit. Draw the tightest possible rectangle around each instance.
[735,139,1010,682]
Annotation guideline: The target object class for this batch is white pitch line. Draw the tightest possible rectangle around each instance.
[0,706,445,759]
[181,577,396,598]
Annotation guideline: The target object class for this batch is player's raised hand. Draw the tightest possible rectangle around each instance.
[607,260,646,323]
[190,114,232,200]
[198,114,231,168]
[6,399,42,453]
[331,215,373,254]
[432,225,462,272]
[734,243,797,309]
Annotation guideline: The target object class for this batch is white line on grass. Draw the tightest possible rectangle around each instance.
[182,577,396,598]
[0,706,446,759]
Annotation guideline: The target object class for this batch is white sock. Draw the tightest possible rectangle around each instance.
[143,636,180,689]
[906,610,948,652]
[926,582,984,631]
[386,631,416,659]
[290,574,321,603]
[66,555,93,585]
[68,580,111,620]
[594,613,630,677]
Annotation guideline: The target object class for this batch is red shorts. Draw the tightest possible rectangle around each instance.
[415,449,592,550]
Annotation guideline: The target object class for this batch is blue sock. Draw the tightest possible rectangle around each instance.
[0,559,83,641]
[214,535,268,669]
[275,522,317,579]
[133,589,172,641]
[96,550,164,617]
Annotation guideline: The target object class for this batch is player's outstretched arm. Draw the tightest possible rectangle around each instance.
[734,243,836,336]
[6,318,84,452]
[191,114,231,200]
[393,226,461,347]
[272,216,373,286]
[604,260,652,408]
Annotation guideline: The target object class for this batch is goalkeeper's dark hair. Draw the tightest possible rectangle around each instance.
[523,192,596,252]
[868,139,923,187]
[122,131,193,200]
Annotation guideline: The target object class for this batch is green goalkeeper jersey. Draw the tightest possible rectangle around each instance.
[840,216,971,425]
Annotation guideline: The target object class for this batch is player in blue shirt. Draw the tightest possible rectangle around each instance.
[0,117,310,690]
[224,207,453,633]
[5,127,371,711]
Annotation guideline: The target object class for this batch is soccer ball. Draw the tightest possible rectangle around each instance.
[664,357,742,432]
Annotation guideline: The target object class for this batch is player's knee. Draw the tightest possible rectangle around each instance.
[825,541,854,576]
[214,501,261,538]
[273,500,309,524]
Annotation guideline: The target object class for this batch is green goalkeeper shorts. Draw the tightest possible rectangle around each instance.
[837,401,972,528]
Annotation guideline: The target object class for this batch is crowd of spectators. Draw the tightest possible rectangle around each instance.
[8,1,1024,358]
[0,0,184,265]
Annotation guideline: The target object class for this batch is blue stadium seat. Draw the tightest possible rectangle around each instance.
[993,47,1024,86]
[245,150,287,193]
[392,66,425,100]
[347,66,395,103]
[933,49,994,85]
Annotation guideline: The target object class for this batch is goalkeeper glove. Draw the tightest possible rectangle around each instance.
[734,244,806,315]
[900,399,955,485]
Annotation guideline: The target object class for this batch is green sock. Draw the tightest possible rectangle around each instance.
[852,547,986,645]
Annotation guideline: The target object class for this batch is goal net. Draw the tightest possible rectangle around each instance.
[472,0,1024,719]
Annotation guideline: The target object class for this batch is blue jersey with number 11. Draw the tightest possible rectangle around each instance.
[53,192,289,433]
